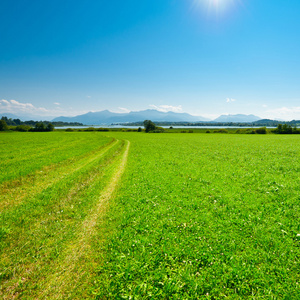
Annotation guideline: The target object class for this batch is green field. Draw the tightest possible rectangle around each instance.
[1,131,300,299]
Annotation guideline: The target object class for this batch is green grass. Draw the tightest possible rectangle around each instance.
[0,131,112,184]
[94,133,300,299]
[1,132,300,299]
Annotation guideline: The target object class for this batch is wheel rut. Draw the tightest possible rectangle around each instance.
[37,140,130,299]
[1,139,130,299]
[0,139,118,211]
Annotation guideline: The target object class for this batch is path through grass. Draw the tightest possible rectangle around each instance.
[1,132,300,299]
[0,133,130,299]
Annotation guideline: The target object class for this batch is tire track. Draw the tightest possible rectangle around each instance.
[0,140,128,299]
[37,140,130,299]
[0,139,118,211]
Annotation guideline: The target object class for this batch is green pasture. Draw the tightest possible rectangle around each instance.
[1,131,300,299]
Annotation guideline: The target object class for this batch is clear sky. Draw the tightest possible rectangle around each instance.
[1,0,300,120]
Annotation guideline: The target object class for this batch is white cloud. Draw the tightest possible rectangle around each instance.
[0,99,48,114]
[149,104,183,113]
[118,107,131,113]
[226,98,236,103]
[54,102,60,105]
[266,106,300,120]
[0,99,87,118]
[0,99,10,105]
[262,104,268,108]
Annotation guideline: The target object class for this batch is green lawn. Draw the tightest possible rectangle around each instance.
[1,132,300,299]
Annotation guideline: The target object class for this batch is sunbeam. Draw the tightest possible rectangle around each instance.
[192,0,239,15]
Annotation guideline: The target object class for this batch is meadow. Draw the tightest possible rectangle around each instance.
[1,131,300,299]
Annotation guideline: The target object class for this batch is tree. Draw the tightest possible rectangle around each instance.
[143,120,156,133]
[46,123,54,131]
[275,123,293,134]
[277,124,283,133]
[0,119,8,131]
[13,118,21,125]
[35,122,46,131]
[137,127,142,132]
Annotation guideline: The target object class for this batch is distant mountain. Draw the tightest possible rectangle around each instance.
[52,109,210,125]
[213,114,261,123]
[0,113,22,120]
[0,112,56,121]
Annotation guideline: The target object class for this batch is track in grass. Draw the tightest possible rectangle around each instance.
[36,140,130,299]
[0,134,130,299]
[2,132,300,299]
[0,138,118,211]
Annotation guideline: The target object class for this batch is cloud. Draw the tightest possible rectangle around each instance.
[226,98,236,103]
[0,99,10,105]
[262,104,268,108]
[267,106,300,114]
[54,102,60,105]
[0,99,49,114]
[266,106,300,120]
[0,99,87,118]
[118,107,131,113]
[149,104,183,113]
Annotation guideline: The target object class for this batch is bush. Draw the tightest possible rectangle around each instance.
[30,122,54,132]
[206,130,211,133]
[152,128,165,133]
[16,125,31,132]
[97,128,109,132]
[65,128,74,132]
[255,127,267,134]
[214,129,228,133]
[84,127,96,131]
[218,129,228,133]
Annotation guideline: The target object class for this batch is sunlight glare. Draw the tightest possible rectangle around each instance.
[193,0,237,15]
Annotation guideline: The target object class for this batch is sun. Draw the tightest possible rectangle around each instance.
[207,0,232,10]
[210,0,225,7]
[193,0,236,14]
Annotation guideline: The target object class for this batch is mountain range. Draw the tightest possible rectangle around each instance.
[213,114,261,123]
[1,110,262,124]
[52,109,211,125]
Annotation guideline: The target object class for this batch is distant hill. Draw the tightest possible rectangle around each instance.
[0,112,56,121]
[52,109,210,125]
[0,113,22,120]
[213,114,261,123]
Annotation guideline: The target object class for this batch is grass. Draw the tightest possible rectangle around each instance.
[1,132,300,299]
[94,133,300,299]
[0,132,128,298]
[0,131,112,184]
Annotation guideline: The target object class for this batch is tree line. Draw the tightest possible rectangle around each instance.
[1,116,83,127]
[119,119,300,128]
[0,118,54,132]
[0,116,84,132]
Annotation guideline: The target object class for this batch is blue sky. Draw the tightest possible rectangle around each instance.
[1,0,300,120]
